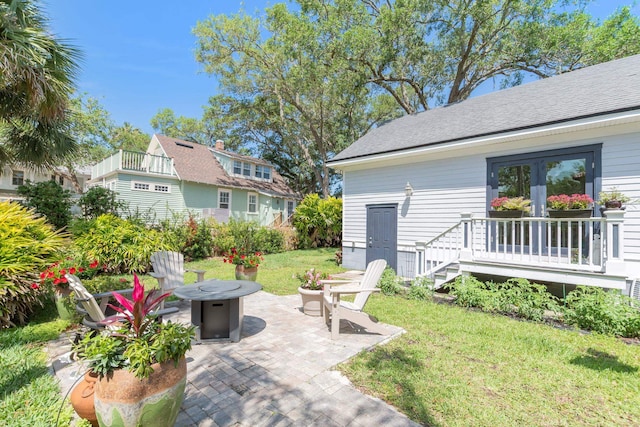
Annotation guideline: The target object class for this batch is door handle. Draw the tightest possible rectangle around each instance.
[368,236,372,247]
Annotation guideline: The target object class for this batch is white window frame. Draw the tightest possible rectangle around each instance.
[233,160,242,175]
[242,162,251,177]
[132,182,150,191]
[287,200,295,218]
[255,165,263,179]
[219,190,231,209]
[154,184,170,193]
[12,170,24,186]
[263,166,271,180]
[247,192,258,214]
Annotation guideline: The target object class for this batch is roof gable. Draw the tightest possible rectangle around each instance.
[331,54,640,163]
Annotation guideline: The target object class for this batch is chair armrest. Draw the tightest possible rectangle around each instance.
[320,279,360,285]
[93,288,134,299]
[186,269,206,282]
[328,287,381,295]
[148,272,165,279]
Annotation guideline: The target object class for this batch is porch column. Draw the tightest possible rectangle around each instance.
[460,213,473,261]
[604,210,626,276]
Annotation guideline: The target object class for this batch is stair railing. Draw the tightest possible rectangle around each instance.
[415,222,463,278]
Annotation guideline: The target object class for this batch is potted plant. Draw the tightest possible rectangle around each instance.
[73,274,194,427]
[546,194,593,218]
[597,187,631,210]
[222,247,264,281]
[296,268,331,316]
[489,196,531,218]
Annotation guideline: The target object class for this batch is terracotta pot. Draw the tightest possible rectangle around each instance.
[70,371,99,427]
[235,265,258,281]
[94,358,187,427]
[298,287,324,316]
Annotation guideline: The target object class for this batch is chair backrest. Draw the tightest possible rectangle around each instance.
[150,251,185,293]
[353,259,387,310]
[66,274,106,322]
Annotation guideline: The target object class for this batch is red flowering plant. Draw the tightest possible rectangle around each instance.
[490,196,531,212]
[222,247,264,268]
[547,194,593,210]
[74,274,195,379]
[38,258,101,293]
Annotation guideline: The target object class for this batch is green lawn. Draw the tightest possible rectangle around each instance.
[3,248,639,426]
[340,295,640,427]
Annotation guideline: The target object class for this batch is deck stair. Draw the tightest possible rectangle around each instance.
[433,263,461,289]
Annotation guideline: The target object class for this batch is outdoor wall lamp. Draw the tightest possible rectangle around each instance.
[404,182,414,197]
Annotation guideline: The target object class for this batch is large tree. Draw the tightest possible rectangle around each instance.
[194,1,639,196]
[0,0,80,168]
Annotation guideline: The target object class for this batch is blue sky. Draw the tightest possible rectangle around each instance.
[46,1,638,136]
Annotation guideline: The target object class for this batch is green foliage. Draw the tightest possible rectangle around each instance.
[78,186,126,219]
[563,286,640,337]
[447,276,559,322]
[0,201,67,328]
[73,214,175,273]
[160,214,214,261]
[211,219,285,255]
[16,180,72,229]
[378,267,404,296]
[408,276,434,301]
[292,194,342,249]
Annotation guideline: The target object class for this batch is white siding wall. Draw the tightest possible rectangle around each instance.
[341,123,640,272]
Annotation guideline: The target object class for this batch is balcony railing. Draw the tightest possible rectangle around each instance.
[417,211,626,278]
[92,150,175,178]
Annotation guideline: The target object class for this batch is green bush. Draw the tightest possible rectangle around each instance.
[73,214,175,273]
[16,180,72,229]
[78,186,126,219]
[292,194,342,249]
[0,201,67,328]
[447,276,559,322]
[378,267,404,295]
[563,286,640,337]
[160,214,214,261]
[211,219,285,255]
[408,276,434,300]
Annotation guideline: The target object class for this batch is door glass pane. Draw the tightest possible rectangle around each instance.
[498,165,531,198]
[546,159,586,196]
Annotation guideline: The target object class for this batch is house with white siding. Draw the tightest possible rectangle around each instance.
[328,54,640,296]
[89,134,298,225]
[0,165,90,201]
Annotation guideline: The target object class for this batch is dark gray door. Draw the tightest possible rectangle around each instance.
[366,204,397,271]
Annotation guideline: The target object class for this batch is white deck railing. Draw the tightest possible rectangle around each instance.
[92,150,175,178]
[416,211,627,278]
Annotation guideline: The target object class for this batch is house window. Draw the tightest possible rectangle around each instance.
[133,182,150,191]
[12,170,24,186]
[233,160,242,175]
[243,162,251,177]
[263,167,271,180]
[255,165,263,179]
[154,184,169,193]
[58,176,64,186]
[287,200,295,219]
[248,193,258,214]
[219,190,230,209]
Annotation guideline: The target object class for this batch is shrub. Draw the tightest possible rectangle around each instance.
[78,186,126,219]
[447,276,558,321]
[0,201,67,328]
[408,276,434,300]
[563,286,640,337]
[73,214,175,273]
[211,219,285,255]
[16,180,72,229]
[160,214,214,261]
[378,267,404,296]
[292,194,342,249]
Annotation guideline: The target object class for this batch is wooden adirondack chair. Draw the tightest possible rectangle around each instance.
[321,259,389,340]
[150,251,206,307]
[66,274,178,330]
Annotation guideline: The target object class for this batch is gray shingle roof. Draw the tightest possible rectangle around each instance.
[331,54,640,163]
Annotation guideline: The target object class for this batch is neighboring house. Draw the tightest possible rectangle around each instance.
[89,134,298,225]
[328,54,640,295]
[0,165,90,201]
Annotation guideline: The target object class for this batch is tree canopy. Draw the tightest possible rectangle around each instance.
[193,0,639,196]
[0,0,81,168]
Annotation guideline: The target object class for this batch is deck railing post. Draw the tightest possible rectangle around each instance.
[460,213,473,261]
[604,210,625,276]
[415,241,426,276]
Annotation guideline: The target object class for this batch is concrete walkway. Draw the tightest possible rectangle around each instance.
[48,291,421,427]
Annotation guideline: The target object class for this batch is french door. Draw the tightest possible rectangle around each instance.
[487,145,601,254]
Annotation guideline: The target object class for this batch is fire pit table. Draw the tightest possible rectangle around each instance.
[173,279,262,342]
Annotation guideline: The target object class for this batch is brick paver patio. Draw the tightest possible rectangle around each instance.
[49,291,419,426]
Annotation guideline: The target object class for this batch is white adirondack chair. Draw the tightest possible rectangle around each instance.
[150,251,206,307]
[321,259,389,340]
